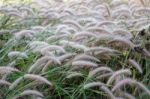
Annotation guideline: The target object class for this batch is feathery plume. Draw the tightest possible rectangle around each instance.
[110,0,128,7]
[96,73,113,80]
[84,77,116,99]
[73,31,97,40]
[128,59,143,74]
[0,80,11,86]
[46,34,68,42]
[104,3,111,18]
[41,61,52,73]
[77,17,97,24]
[66,72,83,79]
[83,82,104,89]
[24,74,52,85]
[9,77,23,90]
[59,40,88,51]
[100,86,116,99]
[14,30,35,39]
[7,11,22,17]
[112,78,136,92]
[112,78,150,95]
[120,92,136,99]
[40,45,66,55]
[0,66,19,74]
[19,6,35,15]
[85,46,116,55]
[63,20,82,31]
[58,53,75,62]
[112,8,131,18]
[97,21,115,27]
[108,37,135,49]
[8,51,28,59]
[31,26,45,32]
[88,66,113,78]
[28,56,61,73]
[73,54,100,62]
[86,27,111,34]
[72,60,98,68]
[107,69,131,85]
[13,90,43,99]
[136,82,150,96]
[112,29,133,39]
[9,74,52,90]
[29,41,49,50]
[94,34,114,43]
[142,49,150,57]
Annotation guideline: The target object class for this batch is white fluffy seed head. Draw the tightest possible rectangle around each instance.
[128,59,143,74]
[66,72,83,79]
[9,77,23,90]
[108,37,135,49]
[24,74,52,86]
[7,11,22,17]
[28,56,50,73]
[83,82,104,89]
[120,92,136,99]
[28,56,61,73]
[100,86,116,99]
[73,31,97,40]
[0,66,19,74]
[142,49,150,57]
[97,21,115,27]
[96,72,113,80]
[14,30,35,39]
[29,41,49,50]
[73,54,100,62]
[13,90,44,99]
[112,78,150,95]
[40,45,66,55]
[85,46,116,55]
[9,74,52,90]
[46,34,68,42]
[107,69,132,85]
[8,51,28,59]
[112,29,133,39]
[59,40,88,51]
[63,20,82,31]
[136,82,150,96]
[58,53,75,62]
[88,66,113,78]
[0,80,11,86]
[72,60,98,68]
[112,78,136,92]
[86,27,111,35]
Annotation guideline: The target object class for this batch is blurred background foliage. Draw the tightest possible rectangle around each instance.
[0,0,32,6]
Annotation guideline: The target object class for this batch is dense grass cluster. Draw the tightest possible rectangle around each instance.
[0,0,150,99]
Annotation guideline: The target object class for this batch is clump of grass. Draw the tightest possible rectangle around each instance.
[0,0,150,99]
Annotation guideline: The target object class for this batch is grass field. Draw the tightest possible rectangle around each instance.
[0,0,150,99]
